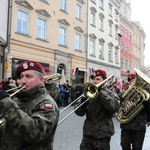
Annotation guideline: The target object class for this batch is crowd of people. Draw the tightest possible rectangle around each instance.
[0,60,150,150]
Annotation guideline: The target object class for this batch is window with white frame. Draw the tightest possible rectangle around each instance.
[99,0,104,9]
[99,43,104,59]
[108,3,113,16]
[60,0,67,12]
[89,39,95,56]
[108,48,112,62]
[115,49,119,63]
[99,17,103,30]
[17,10,29,35]
[121,58,124,71]
[75,33,81,51]
[121,27,124,36]
[90,12,95,25]
[125,44,128,53]
[76,4,81,20]
[59,26,67,46]
[109,24,112,36]
[115,27,118,39]
[121,42,124,51]
[37,18,46,40]
[115,9,118,21]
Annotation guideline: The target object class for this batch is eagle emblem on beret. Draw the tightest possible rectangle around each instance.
[23,63,28,69]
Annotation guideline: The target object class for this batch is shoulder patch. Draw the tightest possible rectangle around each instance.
[45,104,53,109]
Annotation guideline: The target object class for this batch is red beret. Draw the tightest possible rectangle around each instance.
[90,69,107,80]
[44,67,50,73]
[16,61,45,77]
[127,73,136,82]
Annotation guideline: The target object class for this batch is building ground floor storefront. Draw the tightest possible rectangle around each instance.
[3,40,87,85]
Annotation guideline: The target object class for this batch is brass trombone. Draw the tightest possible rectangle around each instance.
[6,85,26,98]
[58,74,115,125]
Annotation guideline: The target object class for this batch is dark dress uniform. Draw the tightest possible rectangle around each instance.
[120,84,150,150]
[0,84,59,150]
[74,87,120,150]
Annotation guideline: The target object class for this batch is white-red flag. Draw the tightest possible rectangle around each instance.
[117,79,124,92]
[72,67,76,77]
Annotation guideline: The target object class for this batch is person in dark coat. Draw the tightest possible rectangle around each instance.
[119,72,150,150]
[75,83,83,99]
[112,81,121,95]
[74,69,120,150]
[0,60,59,150]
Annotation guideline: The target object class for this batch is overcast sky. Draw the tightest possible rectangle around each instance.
[130,0,150,66]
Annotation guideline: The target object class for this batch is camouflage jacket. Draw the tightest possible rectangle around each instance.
[45,83,59,102]
[74,87,120,139]
[0,84,59,150]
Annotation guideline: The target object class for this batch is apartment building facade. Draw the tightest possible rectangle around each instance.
[0,0,9,79]
[87,0,122,81]
[133,21,146,69]
[1,0,147,83]
[6,0,87,84]
[132,21,143,71]
[119,0,146,80]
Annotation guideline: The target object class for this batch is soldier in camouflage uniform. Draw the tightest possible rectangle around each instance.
[74,69,120,150]
[44,67,60,104]
[120,73,150,150]
[0,60,59,150]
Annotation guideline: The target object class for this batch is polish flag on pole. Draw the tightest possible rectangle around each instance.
[117,79,124,92]
[72,67,76,77]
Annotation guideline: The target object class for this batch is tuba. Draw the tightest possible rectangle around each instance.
[114,68,150,124]
[44,73,62,84]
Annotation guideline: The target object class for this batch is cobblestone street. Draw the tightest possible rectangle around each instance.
[54,106,150,150]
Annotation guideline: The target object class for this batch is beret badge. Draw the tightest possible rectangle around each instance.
[23,63,28,69]
[93,72,96,76]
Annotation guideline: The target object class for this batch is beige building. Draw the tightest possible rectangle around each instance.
[6,0,87,84]
[132,21,144,71]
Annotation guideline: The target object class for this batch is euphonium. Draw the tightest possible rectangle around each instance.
[44,73,62,84]
[114,68,150,124]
